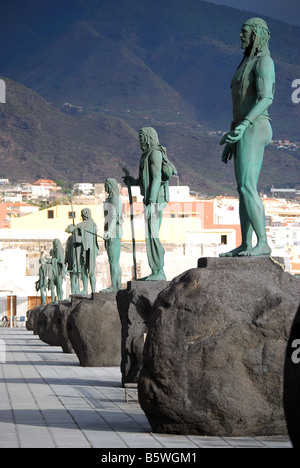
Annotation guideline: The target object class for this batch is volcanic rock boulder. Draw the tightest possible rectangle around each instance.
[26,305,45,334]
[67,292,121,366]
[117,280,169,385]
[284,304,300,448]
[54,300,77,354]
[36,303,61,346]
[138,256,300,437]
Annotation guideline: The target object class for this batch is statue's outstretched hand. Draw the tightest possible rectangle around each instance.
[122,175,137,186]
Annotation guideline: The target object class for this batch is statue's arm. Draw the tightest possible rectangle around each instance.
[246,55,275,123]
[148,149,163,203]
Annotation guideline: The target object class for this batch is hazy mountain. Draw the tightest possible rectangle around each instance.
[1,78,299,197]
[0,0,299,194]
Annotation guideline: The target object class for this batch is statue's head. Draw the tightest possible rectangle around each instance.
[105,178,119,195]
[139,127,160,151]
[53,238,61,250]
[241,17,270,57]
[81,207,91,220]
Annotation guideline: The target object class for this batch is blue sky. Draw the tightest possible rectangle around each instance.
[206,0,300,26]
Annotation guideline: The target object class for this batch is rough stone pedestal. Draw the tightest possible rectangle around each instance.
[36,303,61,346]
[54,300,77,353]
[26,305,45,334]
[284,304,300,448]
[117,280,169,386]
[67,292,121,367]
[138,256,300,437]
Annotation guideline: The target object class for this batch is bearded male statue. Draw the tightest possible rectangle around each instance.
[219,18,275,257]
[123,127,176,280]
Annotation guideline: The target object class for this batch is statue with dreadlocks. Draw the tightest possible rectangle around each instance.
[75,208,99,294]
[101,178,123,292]
[123,127,176,280]
[219,18,275,257]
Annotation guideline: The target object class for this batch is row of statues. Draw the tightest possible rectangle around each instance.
[36,126,177,303]
[36,17,275,304]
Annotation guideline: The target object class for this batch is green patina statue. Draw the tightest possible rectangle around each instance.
[35,257,48,305]
[74,208,99,294]
[101,178,124,292]
[46,239,66,302]
[123,127,177,280]
[65,224,81,295]
[219,17,275,257]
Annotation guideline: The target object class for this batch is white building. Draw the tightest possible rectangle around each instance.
[31,179,60,199]
[73,183,94,195]
[0,249,38,326]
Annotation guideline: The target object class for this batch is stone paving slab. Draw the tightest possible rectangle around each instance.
[0,328,292,449]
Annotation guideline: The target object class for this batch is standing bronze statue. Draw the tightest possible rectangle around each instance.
[101,178,123,292]
[74,208,99,294]
[219,18,275,257]
[123,127,177,280]
[46,240,66,302]
[65,224,81,295]
[35,257,48,305]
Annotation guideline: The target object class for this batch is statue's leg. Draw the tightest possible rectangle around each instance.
[70,273,79,295]
[50,281,56,302]
[57,278,63,301]
[236,119,272,256]
[80,264,89,294]
[41,289,46,305]
[89,273,96,293]
[143,207,166,280]
[101,238,122,292]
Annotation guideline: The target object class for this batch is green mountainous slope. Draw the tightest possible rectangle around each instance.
[0,0,299,194]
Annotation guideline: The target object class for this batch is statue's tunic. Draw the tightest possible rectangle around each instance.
[139,145,168,272]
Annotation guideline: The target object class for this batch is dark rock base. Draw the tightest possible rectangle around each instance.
[284,304,300,448]
[67,292,121,367]
[117,280,169,385]
[138,256,300,437]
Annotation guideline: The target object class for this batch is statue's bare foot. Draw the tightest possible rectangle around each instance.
[238,241,271,257]
[219,245,251,257]
[77,289,88,295]
[139,270,166,281]
[101,286,119,292]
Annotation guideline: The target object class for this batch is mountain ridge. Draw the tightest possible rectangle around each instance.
[0,0,299,194]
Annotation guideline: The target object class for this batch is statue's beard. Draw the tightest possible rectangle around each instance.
[241,39,250,49]
[140,142,148,151]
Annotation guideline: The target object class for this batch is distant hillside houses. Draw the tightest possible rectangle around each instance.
[0,178,61,203]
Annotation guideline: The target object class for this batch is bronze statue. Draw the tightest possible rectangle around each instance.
[74,208,99,294]
[101,178,123,292]
[46,240,66,302]
[219,18,275,257]
[35,257,48,305]
[65,224,81,295]
[123,127,177,280]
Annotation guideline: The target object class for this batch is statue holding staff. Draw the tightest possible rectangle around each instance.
[74,208,99,294]
[123,127,177,280]
[65,224,81,295]
[46,239,66,302]
[101,178,123,292]
[35,257,48,305]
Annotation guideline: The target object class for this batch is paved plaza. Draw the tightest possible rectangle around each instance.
[0,327,292,449]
